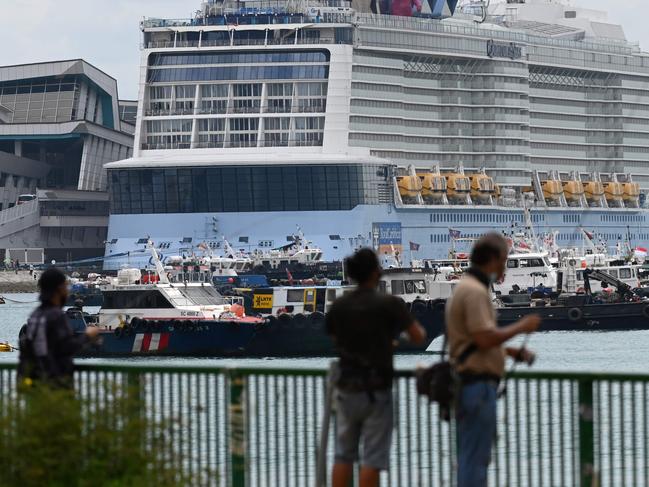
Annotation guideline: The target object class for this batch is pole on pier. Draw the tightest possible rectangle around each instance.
[229,370,247,487]
[578,379,596,487]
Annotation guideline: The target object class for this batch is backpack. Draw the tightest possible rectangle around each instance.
[415,337,477,421]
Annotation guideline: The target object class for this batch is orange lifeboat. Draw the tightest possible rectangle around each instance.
[604,181,624,203]
[623,182,640,203]
[584,181,604,203]
[443,173,471,199]
[542,179,563,203]
[562,180,584,204]
[396,175,422,204]
[470,173,496,199]
[418,173,446,203]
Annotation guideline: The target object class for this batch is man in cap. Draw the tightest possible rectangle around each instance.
[18,268,100,388]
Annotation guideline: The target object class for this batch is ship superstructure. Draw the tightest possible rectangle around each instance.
[104,0,649,269]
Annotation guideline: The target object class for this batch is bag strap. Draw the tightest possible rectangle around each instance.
[439,329,477,365]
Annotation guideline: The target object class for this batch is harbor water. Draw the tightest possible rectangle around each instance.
[1,293,647,486]
[1,293,647,371]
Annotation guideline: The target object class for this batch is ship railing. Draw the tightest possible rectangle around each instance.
[0,363,645,486]
[223,296,245,307]
[145,37,338,49]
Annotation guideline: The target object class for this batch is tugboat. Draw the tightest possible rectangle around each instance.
[73,241,265,357]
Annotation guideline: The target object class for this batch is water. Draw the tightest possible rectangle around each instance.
[1,292,648,372]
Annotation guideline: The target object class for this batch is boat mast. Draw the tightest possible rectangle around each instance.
[146,239,170,284]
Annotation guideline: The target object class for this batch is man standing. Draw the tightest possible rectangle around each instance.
[18,268,100,389]
[326,248,426,487]
[446,233,540,487]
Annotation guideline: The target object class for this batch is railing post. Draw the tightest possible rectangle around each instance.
[229,370,247,487]
[577,378,595,487]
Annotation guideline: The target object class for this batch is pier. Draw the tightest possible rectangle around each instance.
[0,363,645,486]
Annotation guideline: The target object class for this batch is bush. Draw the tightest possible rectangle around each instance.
[0,381,212,487]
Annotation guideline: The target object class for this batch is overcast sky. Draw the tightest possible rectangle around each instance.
[0,0,646,100]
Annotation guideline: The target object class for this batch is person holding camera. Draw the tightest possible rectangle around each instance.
[446,233,540,487]
[326,248,426,487]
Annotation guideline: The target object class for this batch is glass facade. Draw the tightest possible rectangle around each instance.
[0,76,81,123]
[142,50,330,150]
[109,164,388,214]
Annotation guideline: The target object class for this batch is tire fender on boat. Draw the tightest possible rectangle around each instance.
[411,299,427,316]
[568,307,583,322]
[130,317,143,330]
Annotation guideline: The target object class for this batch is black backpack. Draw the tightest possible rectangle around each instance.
[415,337,477,421]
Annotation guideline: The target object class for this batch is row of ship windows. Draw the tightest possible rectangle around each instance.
[351,99,526,115]
[350,117,526,132]
[145,117,325,134]
[429,213,543,224]
[555,233,648,242]
[429,232,649,245]
[146,66,329,83]
[351,133,529,146]
[144,132,324,150]
[149,82,327,100]
[149,51,329,66]
[600,214,646,223]
[109,165,384,214]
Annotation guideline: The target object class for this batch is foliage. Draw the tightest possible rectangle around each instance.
[0,379,213,487]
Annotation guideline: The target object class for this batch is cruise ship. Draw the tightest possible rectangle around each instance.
[103,0,649,269]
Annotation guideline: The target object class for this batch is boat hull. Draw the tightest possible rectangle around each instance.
[77,319,261,357]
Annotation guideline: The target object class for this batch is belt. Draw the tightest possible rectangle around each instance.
[459,372,501,386]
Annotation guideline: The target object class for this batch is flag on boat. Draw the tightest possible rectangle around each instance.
[409,241,420,251]
[583,229,594,241]
[197,241,209,251]
[449,228,461,239]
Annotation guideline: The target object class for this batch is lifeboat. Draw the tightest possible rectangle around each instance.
[584,181,604,203]
[470,173,496,200]
[396,175,422,204]
[418,173,446,203]
[604,181,624,203]
[562,180,584,204]
[541,179,563,203]
[623,182,640,203]
[443,173,471,199]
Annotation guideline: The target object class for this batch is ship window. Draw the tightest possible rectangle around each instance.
[177,285,227,306]
[619,268,632,279]
[286,289,304,303]
[608,269,619,278]
[404,280,426,294]
[507,259,519,269]
[327,289,338,302]
[102,290,174,309]
[239,236,249,243]
[519,259,544,268]
[391,280,404,295]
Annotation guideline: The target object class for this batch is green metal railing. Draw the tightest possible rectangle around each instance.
[0,363,647,486]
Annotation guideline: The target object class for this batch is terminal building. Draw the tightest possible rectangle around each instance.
[0,59,133,264]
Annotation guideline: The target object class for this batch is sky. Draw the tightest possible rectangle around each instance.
[0,0,647,100]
